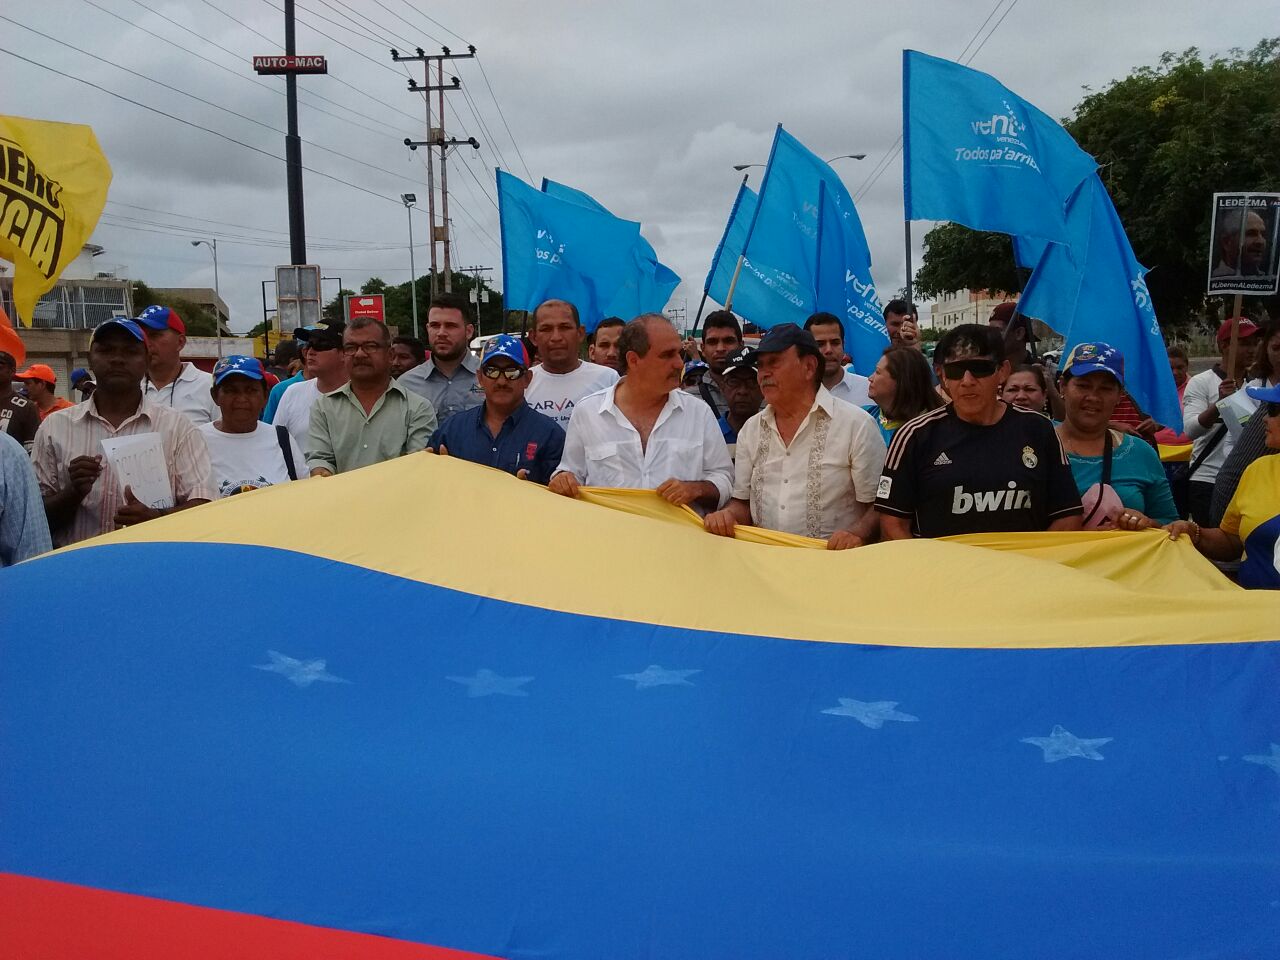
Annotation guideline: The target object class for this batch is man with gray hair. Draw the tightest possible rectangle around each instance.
[307,317,436,476]
[550,314,732,511]
[1212,207,1269,278]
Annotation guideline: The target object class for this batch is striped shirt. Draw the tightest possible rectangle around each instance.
[31,395,216,547]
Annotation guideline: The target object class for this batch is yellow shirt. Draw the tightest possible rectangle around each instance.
[1220,455,1280,545]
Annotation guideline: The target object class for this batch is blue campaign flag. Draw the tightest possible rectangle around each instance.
[704,179,758,303]
[903,50,1098,244]
[815,182,890,375]
[738,125,883,342]
[541,178,680,327]
[1020,175,1181,428]
[497,170,642,327]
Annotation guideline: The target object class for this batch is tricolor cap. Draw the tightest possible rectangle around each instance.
[91,318,147,344]
[480,334,530,369]
[1062,341,1124,387]
[16,363,56,385]
[682,359,709,379]
[213,355,266,385]
[1215,318,1260,343]
[135,304,186,335]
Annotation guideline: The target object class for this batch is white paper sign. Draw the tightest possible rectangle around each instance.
[1216,388,1260,441]
[101,433,174,510]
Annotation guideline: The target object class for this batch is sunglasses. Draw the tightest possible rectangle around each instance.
[481,364,524,381]
[942,358,999,380]
[306,341,340,352]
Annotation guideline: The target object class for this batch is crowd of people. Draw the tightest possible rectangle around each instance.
[1,292,1277,589]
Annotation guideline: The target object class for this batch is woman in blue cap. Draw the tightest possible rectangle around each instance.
[1053,342,1178,530]
[1168,383,1280,589]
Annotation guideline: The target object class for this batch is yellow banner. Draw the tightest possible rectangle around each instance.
[0,116,111,326]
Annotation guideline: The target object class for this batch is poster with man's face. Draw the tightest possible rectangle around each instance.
[1206,192,1280,295]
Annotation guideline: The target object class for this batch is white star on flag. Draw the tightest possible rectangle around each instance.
[447,668,533,698]
[821,698,919,729]
[253,650,350,688]
[616,665,701,689]
[1021,725,1112,762]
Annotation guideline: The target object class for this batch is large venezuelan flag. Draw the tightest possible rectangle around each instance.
[2,454,1278,959]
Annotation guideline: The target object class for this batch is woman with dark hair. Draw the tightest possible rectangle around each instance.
[1251,319,1280,388]
[1002,364,1049,414]
[1054,342,1177,530]
[863,345,943,445]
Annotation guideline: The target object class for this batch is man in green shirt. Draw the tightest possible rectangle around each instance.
[307,317,437,476]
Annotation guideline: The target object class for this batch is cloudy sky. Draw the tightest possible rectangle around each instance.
[5,0,1273,331]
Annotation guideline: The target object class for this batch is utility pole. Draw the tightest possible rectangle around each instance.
[252,8,328,264]
[458,264,493,328]
[393,45,477,297]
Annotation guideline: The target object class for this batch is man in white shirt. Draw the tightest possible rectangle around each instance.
[271,321,349,451]
[704,323,885,548]
[549,314,732,511]
[200,355,304,498]
[525,299,618,427]
[804,311,870,406]
[135,305,219,426]
[1182,317,1262,524]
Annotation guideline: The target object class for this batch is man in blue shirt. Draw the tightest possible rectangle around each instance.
[428,335,565,484]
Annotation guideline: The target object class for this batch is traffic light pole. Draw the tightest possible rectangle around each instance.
[283,0,306,265]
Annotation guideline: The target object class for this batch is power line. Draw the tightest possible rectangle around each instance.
[1,47,403,208]
[388,0,468,46]
[103,200,393,246]
[474,56,534,181]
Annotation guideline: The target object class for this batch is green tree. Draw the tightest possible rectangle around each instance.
[131,281,220,336]
[915,40,1280,332]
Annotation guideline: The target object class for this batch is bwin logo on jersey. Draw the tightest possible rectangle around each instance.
[952,481,1031,514]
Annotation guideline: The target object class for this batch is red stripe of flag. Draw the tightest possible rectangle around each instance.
[0,873,503,960]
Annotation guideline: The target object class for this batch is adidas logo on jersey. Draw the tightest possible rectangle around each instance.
[933,451,952,466]
[952,482,1031,514]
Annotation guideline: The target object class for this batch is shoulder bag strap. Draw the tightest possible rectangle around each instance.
[276,425,299,480]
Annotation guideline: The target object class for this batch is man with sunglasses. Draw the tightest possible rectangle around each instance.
[271,322,349,452]
[427,335,565,484]
[306,318,435,477]
[876,323,1082,539]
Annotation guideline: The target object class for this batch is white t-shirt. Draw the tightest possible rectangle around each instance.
[271,378,344,454]
[199,421,304,498]
[526,361,619,427]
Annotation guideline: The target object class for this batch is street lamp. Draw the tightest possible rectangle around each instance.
[731,153,865,172]
[190,239,222,358]
[402,193,419,339]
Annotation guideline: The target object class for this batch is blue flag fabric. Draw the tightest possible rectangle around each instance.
[541,178,680,328]
[903,50,1097,244]
[815,181,890,375]
[704,179,758,304]
[497,170,642,328]
[736,126,884,361]
[1019,176,1181,428]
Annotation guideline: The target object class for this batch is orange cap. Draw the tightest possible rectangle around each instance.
[17,363,56,385]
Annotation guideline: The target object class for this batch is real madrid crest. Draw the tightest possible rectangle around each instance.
[1021,445,1038,469]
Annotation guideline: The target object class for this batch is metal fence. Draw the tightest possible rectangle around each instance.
[1,281,132,328]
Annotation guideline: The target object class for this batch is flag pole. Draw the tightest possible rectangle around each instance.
[1225,294,1244,383]
[904,219,913,307]
[696,172,751,334]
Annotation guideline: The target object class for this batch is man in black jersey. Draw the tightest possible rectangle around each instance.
[876,324,1082,539]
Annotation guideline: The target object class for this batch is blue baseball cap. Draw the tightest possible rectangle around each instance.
[91,318,147,344]
[480,334,530,368]
[683,359,709,378]
[1245,382,1280,405]
[213,355,266,385]
[1062,341,1124,387]
[756,322,820,356]
[135,304,186,334]
[70,367,92,387]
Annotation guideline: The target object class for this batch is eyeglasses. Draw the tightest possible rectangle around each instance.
[342,342,388,356]
[942,358,999,380]
[481,364,524,381]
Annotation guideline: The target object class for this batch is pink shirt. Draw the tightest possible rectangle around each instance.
[32,396,215,547]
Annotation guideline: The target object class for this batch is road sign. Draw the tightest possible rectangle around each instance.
[345,294,385,323]
[253,55,328,75]
[275,264,322,333]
